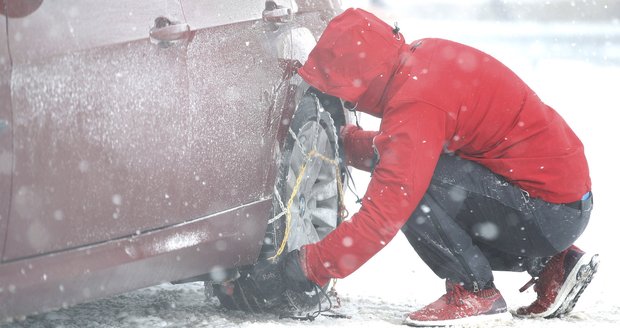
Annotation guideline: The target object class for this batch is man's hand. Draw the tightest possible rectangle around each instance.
[339,123,378,171]
[280,249,316,292]
[249,249,316,300]
[339,123,362,142]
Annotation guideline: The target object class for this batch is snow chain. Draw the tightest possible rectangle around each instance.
[269,148,346,261]
[268,97,347,262]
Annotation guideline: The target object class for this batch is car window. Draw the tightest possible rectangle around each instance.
[0,0,12,260]
[181,0,266,29]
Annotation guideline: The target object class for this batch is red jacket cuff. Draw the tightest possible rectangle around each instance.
[299,245,331,286]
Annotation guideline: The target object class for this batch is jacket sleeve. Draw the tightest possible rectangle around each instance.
[341,124,379,172]
[301,102,447,285]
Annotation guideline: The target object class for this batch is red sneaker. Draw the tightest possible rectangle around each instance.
[516,245,599,318]
[404,281,510,327]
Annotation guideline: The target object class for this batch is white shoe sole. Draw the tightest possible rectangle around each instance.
[403,311,512,327]
[514,252,600,319]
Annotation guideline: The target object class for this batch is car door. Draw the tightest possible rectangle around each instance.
[0,0,12,259]
[3,0,191,260]
[177,0,295,225]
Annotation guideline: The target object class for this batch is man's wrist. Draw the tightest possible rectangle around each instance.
[282,249,316,292]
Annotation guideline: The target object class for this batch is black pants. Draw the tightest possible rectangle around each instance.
[401,154,592,291]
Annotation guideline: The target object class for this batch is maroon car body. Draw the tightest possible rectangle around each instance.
[0,0,344,320]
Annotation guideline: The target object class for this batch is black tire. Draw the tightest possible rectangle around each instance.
[213,89,345,314]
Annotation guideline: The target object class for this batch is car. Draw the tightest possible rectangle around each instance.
[0,0,348,321]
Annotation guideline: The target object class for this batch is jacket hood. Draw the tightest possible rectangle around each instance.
[297,8,406,116]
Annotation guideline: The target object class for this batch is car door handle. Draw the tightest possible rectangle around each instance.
[263,1,293,23]
[149,17,190,44]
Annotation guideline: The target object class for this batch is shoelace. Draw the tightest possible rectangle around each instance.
[446,284,466,305]
[519,252,562,293]
[519,277,538,293]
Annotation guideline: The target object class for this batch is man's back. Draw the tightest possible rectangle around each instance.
[390,38,591,203]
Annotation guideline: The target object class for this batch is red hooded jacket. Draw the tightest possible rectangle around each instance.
[296,8,591,286]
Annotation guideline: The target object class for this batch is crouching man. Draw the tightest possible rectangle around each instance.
[252,8,598,327]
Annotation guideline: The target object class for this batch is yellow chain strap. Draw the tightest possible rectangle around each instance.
[269,148,347,262]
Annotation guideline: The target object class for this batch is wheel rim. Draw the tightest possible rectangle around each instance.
[285,119,339,251]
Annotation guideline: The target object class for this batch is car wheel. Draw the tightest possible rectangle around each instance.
[213,89,345,315]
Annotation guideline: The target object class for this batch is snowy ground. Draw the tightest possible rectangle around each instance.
[3,2,620,327]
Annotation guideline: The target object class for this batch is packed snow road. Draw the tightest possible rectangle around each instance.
[2,236,618,328]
